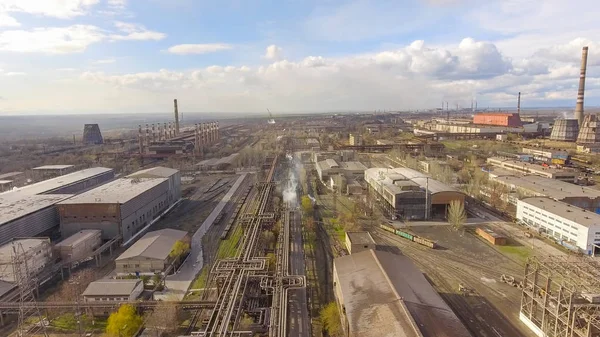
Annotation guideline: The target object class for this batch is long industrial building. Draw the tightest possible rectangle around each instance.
[0,167,114,245]
[0,238,53,283]
[333,249,472,337]
[517,197,600,254]
[57,166,181,242]
[489,170,600,211]
[487,157,577,182]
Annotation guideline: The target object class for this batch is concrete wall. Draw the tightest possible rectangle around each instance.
[116,256,167,275]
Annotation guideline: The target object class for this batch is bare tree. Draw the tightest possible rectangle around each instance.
[448,200,467,232]
[145,300,180,336]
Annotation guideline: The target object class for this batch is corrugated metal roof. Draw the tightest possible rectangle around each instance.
[56,229,101,248]
[116,228,188,261]
[3,167,113,196]
[0,194,73,225]
[58,177,167,204]
[127,166,178,178]
[0,172,22,180]
[32,165,74,170]
[334,250,472,337]
[83,279,141,297]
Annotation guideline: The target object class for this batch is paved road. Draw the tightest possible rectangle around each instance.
[287,210,310,337]
[163,173,247,299]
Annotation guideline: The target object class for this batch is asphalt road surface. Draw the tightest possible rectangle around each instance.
[287,210,310,337]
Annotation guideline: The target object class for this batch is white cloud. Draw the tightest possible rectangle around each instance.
[107,0,126,9]
[0,0,100,19]
[264,44,282,60]
[0,13,19,27]
[93,58,116,64]
[0,25,104,54]
[110,22,166,41]
[167,43,233,55]
[5,71,25,76]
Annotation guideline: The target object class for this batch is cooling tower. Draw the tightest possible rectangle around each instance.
[577,114,600,144]
[82,124,103,145]
[549,119,579,142]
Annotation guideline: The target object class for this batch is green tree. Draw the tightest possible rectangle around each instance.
[448,200,467,231]
[169,240,190,259]
[140,275,150,287]
[262,230,276,249]
[105,304,143,337]
[301,195,313,216]
[266,253,276,271]
[320,302,342,337]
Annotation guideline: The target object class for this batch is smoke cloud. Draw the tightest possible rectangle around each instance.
[283,153,300,206]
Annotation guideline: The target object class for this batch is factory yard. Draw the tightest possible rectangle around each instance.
[371,225,537,337]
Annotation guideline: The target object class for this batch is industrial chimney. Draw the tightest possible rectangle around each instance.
[174,99,180,135]
[575,46,589,127]
[517,92,521,114]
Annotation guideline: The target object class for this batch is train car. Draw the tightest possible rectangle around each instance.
[395,230,414,241]
[413,236,437,249]
[380,224,396,233]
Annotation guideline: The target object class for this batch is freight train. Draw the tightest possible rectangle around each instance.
[379,224,437,249]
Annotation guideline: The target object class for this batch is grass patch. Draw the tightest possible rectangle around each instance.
[497,245,532,262]
[217,223,243,259]
[191,267,209,290]
[50,314,108,332]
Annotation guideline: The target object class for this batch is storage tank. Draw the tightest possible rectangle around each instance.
[55,229,102,262]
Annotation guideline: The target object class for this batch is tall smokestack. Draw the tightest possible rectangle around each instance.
[152,124,156,143]
[138,125,143,154]
[174,99,180,135]
[575,46,589,127]
[517,92,521,114]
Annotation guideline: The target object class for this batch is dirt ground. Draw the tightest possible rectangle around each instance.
[371,225,537,337]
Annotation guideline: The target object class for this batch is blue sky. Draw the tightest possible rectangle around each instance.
[0,0,599,114]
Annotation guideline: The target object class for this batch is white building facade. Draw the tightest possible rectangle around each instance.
[516,197,600,254]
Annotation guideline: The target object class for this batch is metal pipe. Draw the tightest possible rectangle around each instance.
[575,46,588,127]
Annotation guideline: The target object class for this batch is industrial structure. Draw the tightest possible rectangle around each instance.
[333,249,472,337]
[0,167,114,245]
[520,256,600,337]
[575,46,589,127]
[516,197,600,254]
[489,171,600,210]
[57,166,181,242]
[32,165,75,179]
[365,167,464,219]
[115,228,190,275]
[55,229,102,262]
[348,133,362,146]
[82,124,104,145]
[550,119,580,141]
[576,114,600,144]
[486,157,577,182]
[0,238,53,283]
[344,232,375,254]
[472,112,523,127]
[82,279,143,303]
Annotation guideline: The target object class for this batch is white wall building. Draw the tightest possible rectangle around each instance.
[0,238,53,283]
[516,197,600,254]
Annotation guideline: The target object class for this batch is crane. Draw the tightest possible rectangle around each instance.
[267,109,276,124]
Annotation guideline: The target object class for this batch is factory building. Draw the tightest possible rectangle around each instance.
[516,197,600,254]
[83,279,143,302]
[348,133,362,146]
[55,229,102,262]
[521,148,570,165]
[365,168,463,219]
[0,238,53,283]
[315,159,367,182]
[0,167,114,245]
[115,228,190,275]
[196,153,240,171]
[32,165,76,179]
[489,171,600,211]
[333,249,472,337]
[57,167,181,242]
[473,112,523,127]
[486,157,577,182]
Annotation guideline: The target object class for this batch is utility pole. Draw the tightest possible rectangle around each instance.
[425,177,429,220]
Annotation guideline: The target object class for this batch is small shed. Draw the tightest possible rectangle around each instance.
[83,279,143,302]
[476,227,507,246]
[345,231,376,254]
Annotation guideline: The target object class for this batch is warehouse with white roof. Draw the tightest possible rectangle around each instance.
[58,167,181,242]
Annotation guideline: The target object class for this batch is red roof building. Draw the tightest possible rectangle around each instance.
[473,113,522,127]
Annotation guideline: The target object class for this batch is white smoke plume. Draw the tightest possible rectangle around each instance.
[283,153,301,206]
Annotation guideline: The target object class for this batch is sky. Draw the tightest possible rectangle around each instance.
[0,0,599,115]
